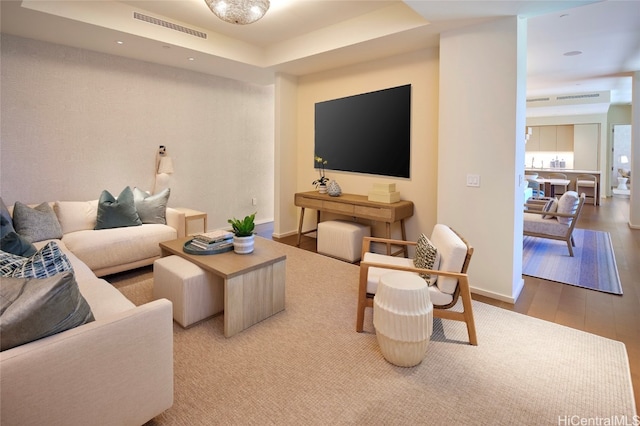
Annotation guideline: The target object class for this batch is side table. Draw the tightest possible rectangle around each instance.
[174,208,208,235]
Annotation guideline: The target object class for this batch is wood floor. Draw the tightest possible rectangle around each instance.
[272,196,640,409]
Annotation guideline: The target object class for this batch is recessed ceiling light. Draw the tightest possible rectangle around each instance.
[116,40,124,45]
[563,51,582,57]
[559,13,569,18]
[188,57,195,61]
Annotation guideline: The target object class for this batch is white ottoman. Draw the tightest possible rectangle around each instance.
[373,272,433,367]
[153,255,224,328]
[317,220,371,262]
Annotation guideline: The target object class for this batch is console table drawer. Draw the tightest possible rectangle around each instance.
[295,195,323,209]
[323,200,354,215]
[354,205,392,221]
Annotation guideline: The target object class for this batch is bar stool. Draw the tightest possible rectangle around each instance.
[576,174,597,206]
[548,173,568,197]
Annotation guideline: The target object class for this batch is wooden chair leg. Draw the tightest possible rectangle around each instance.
[356,265,369,332]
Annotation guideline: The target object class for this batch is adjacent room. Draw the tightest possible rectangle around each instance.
[1,0,638,424]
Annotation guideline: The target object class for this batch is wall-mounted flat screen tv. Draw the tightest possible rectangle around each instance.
[314,84,411,178]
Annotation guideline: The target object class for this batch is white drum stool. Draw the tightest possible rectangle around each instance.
[617,177,629,190]
[373,272,433,367]
[153,255,224,328]
[317,220,371,262]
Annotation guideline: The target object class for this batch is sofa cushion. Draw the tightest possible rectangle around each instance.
[413,233,440,285]
[1,241,74,278]
[95,187,142,230]
[12,202,63,243]
[63,224,177,273]
[556,191,580,225]
[0,231,37,257]
[0,272,95,351]
[0,198,15,239]
[133,187,170,225]
[54,200,98,234]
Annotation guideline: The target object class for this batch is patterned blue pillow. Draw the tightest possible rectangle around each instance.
[0,241,74,278]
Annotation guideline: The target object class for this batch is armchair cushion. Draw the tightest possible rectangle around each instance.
[556,191,579,225]
[429,224,468,296]
[523,214,568,237]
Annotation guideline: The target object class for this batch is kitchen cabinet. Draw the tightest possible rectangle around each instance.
[526,125,574,152]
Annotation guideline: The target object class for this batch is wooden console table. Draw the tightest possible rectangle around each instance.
[294,191,414,256]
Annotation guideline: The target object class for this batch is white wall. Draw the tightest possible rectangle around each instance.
[277,48,440,245]
[0,34,275,231]
[438,16,527,302]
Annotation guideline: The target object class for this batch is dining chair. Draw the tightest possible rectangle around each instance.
[548,172,568,197]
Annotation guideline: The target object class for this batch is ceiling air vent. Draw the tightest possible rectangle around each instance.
[133,12,207,39]
[556,93,600,101]
[526,97,551,103]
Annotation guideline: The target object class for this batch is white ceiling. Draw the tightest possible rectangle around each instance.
[2,0,639,117]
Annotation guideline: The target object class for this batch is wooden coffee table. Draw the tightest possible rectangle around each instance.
[159,237,286,337]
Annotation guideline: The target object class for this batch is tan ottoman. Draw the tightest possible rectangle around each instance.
[317,220,371,262]
[153,255,224,328]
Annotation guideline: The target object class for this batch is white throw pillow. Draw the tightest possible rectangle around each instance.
[54,200,98,234]
[556,191,579,225]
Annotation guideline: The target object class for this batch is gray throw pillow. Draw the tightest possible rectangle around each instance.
[0,197,15,239]
[0,272,95,351]
[95,186,142,230]
[0,231,37,257]
[413,233,441,286]
[0,241,74,278]
[133,187,170,224]
[12,202,63,243]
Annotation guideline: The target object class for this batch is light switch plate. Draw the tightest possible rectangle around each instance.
[466,174,480,187]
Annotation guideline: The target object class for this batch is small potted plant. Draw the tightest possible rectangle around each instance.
[312,156,329,193]
[228,212,256,254]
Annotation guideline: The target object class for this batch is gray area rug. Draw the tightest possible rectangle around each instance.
[110,239,636,425]
[523,229,622,295]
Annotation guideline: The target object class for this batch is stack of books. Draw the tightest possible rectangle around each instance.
[189,230,234,251]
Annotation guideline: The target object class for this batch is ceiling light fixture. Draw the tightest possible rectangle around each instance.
[204,0,270,25]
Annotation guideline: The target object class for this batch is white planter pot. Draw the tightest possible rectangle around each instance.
[233,235,255,254]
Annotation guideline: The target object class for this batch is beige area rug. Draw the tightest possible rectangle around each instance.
[109,240,637,425]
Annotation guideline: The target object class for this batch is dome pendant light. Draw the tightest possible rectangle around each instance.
[204,0,270,25]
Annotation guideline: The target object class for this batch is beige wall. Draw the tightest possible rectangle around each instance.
[0,34,275,230]
[276,48,440,244]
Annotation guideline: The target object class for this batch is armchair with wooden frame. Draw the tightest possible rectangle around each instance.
[356,224,477,346]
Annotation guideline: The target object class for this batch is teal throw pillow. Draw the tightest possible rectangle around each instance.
[12,202,63,243]
[0,197,15,239]
[0,231,37,257]
[95,186,142,230]
[133,187,170,224]
[0,272,95,351]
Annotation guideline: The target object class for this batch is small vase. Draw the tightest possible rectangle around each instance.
[327,180,342,197]
[318,184,327,194]
[233,235,255,254]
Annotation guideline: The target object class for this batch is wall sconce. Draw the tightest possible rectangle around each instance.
[154,145,174,194]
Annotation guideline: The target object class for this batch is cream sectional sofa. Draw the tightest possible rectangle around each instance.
[0,199,185,425]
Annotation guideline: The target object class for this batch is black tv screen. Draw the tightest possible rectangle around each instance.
[314,84,411,178]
